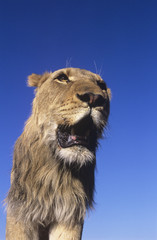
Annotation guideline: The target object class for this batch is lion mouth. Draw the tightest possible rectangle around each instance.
[57,116,96,149]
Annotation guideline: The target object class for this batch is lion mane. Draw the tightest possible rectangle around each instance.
[6,68,111,240]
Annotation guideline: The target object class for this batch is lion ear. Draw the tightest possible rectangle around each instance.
[27,72,50,87]
[107,88,112,101]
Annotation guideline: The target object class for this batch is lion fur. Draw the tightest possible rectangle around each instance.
[6,68,110,239]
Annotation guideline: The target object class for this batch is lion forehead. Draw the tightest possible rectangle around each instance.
[51,68,102,81]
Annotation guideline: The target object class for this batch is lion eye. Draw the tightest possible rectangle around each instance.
[97,81,107,91]
[55,74,70,83]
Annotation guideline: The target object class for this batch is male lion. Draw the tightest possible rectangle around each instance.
[6,68,111,240]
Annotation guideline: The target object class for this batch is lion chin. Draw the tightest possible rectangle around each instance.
[57,146,95,167]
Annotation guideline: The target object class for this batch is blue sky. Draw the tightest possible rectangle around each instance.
[0,0,157,239]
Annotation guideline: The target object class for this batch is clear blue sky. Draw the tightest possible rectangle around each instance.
[0,0,157,239]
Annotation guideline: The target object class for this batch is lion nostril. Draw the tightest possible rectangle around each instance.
[76,93,92,103]
[76,92,106,107]
[94,94,107,107]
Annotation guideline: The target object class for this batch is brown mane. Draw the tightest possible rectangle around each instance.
[6,68,110,240]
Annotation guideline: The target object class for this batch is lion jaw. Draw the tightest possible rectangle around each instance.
[41,108,105,166]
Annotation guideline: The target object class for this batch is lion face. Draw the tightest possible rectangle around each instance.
[28,68,111,165]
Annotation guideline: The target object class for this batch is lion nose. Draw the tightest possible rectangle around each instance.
[76,92,106,107]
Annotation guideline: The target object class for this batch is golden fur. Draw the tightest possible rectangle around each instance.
[6,68,111,240]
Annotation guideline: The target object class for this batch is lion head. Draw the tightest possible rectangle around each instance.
[28,68,111,166]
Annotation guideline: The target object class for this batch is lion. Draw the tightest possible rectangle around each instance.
[6,68,111,240]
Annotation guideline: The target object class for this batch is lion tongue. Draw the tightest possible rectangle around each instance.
[67,134,88,147]
[57,129,89,148]
[70,135,77,141]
